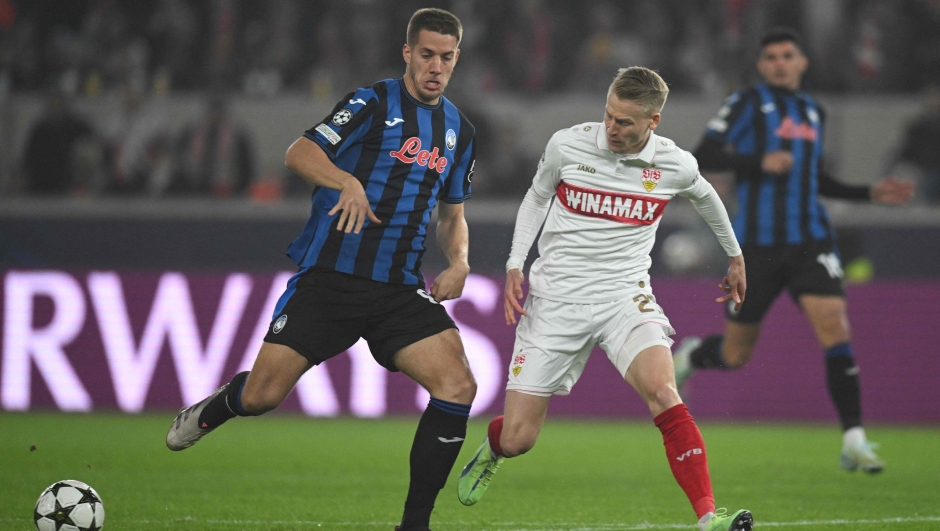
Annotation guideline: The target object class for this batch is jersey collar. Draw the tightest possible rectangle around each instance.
[399,78,444,110]
[596,127,657,167]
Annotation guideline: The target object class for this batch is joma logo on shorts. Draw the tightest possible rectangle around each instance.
[416,289,440,305]
[676,448,702,461]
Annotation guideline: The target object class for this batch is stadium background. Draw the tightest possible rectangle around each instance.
[2,0,940,424]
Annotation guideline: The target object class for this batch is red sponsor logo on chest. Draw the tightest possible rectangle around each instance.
[774,116,817,141]
[390,137,448,174]
[556,180,668,225]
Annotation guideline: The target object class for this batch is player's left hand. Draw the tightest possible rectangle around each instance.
[717,254,746,311]
[430,262,469,302]
[504,268,527,325]
[871,177,915,205]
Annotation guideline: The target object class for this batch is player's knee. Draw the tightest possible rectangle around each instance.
[239,388,281,415]
[437,370,477,404]
[501,430,537,457]
[722,343,754,369]
[819,314,850,343]
[647,383,682,414]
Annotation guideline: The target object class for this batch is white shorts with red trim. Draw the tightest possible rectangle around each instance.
[506,288,674,397]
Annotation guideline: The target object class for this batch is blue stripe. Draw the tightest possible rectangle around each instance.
[728,98,755,153]
[271,266,310,320]
[733,181,749,243]
[825,343,853,359]
[785,97,804,244]
[756,179,775,245]
[373,104,432,283]
[429,397,471,417]
[756,86,781,245]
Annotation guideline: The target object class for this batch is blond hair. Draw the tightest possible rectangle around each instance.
[609,67,669,116]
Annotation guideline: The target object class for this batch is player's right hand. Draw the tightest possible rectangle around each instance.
[717,254,746,312]
[761,150,793,175]
[504,268,528,325]
[329,176,381,234]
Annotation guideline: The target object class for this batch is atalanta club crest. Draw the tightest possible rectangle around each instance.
[273,314,287,334]
[446,129,457,150]
[641,168,661,191]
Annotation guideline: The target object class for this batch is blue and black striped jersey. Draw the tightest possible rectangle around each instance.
[287,78,476,286]
[698,83,832,247]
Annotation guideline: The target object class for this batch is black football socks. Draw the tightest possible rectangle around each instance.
[824,343,862,430]
[400,397,470,530]
[197,371,253,429]
[689,335,727,369]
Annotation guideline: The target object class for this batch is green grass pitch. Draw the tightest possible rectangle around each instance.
[2,413,939,530]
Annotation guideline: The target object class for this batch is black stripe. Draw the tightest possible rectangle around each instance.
[771,91,792,246]
[315,83,389,271]
[744,89,765,247]
[388,105,447,284]
[353,85,420,279]
[795,96,815,243]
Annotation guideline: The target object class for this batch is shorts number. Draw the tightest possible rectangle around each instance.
[633,294,654,313]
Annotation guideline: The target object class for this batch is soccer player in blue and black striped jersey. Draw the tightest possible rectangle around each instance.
[672,28,913,474]
[167,9,477,531]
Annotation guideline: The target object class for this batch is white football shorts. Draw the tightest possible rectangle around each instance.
[506,286,675,397]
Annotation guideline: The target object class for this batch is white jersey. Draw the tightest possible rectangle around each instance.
[508,123,740,304]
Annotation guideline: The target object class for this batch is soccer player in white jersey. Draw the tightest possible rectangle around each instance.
[457,67,753,531]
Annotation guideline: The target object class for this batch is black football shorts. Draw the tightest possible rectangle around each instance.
[263,268,457,371]
[726,239,846,324]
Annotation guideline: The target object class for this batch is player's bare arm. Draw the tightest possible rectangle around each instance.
[431,201,470,302]
[504,268,527,325]
[285,136,380,234]
[717,254,746,311]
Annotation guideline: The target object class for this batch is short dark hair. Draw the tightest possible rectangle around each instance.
[760,27,803,52]
[407,8,462,47]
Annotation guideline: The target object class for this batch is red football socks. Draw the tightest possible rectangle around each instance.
[654,404,715,518]
[487,415,505,457]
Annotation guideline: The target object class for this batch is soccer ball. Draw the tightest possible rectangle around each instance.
[33,480,105,531]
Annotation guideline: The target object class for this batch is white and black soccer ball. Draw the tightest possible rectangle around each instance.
[34,480,105,531]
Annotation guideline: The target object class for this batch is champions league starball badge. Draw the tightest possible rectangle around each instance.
[332,108,353,126]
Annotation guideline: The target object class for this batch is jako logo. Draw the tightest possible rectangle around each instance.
[676,448,703,461]
[390,137,448,174]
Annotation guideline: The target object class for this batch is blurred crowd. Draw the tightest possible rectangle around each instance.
[19,90,255,197]
[4,0,940,200]
[5,0,940,97]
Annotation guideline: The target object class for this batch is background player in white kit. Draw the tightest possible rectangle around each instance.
[457,67,752,531]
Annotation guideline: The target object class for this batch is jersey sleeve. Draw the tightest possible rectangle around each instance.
[441,134,475,204]
[674,157,741,257]
[303,87,378,159]
[530,131,564,199]
[704,91,754,145]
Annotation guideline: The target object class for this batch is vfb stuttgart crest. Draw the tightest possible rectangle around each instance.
[511,353,526,377]
[641,168,662,191]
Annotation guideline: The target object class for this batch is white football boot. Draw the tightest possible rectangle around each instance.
[166,383,229,451]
